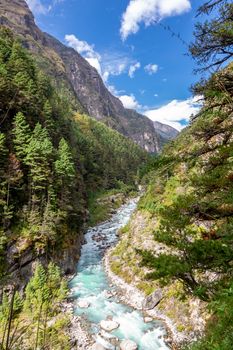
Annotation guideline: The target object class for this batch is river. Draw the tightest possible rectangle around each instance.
[69,198,170,350]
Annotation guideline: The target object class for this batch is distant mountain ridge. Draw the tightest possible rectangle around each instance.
[0,0,176,152]
[153,121,179,140]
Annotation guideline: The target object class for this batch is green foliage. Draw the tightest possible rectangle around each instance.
[190,1,233,71]
[24,263,67,317]
[0,27,146,282]
[0,263,68,350]
[187,281,233,350]
[73,113,147,190]
[25,123,54,191]
[12,112,31,161]
[138,62,233,345]
[0,22,149,350]
[55,138,75,182]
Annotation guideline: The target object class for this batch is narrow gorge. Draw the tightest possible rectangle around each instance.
[0,0,232,350]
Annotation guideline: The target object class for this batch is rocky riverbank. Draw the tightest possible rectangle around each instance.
[104,250,182,349]
[106,210,208,349]
[62,300,94,349]
[64,198,196,350]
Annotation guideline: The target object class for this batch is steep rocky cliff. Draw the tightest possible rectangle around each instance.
[0,0,171,153]
[153,121,179,140]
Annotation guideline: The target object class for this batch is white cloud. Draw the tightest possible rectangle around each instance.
[128,62,141,78]
[145,96,202,131]
[65,35,100,60]
[119,94,142,109]
[65,35,137,83]
[145,63,158,75]
[85,58,102,75]
[65,34,103,75]
[154,93,158,97]
[120,0,191,40]
[26,0,51,15]
[101,52,133,82]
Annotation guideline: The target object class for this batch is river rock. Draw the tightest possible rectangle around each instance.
[103,290,113,299]
[100,320,120,332]
[77,300,90,308]
[88,344,105,350]
[142,289,163,310]
[120,339,138,350]
[144,316,153,323]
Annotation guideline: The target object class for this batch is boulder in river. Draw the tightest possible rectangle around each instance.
[120,339,138,350]
[144,316,153,323]
[102,290,113,299]
[142,289,163,310]
[100,320,120,332]
[77,300,90,308]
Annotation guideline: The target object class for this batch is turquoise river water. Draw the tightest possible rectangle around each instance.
[69,198,170,350]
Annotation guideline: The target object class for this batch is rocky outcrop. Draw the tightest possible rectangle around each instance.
[142,289,163,310]
[0,0,169,153]
[6,228,84,289]
[107,210,207,345]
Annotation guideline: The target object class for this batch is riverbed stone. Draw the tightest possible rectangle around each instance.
[102,290,113,299]
[120,339,138,350]
[142,289,163,310]
[100,320,120,332]
[77,300,90,308]
[88,343,105,350]
[144,316,153,323]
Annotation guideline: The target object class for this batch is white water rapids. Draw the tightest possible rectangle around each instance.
[69,198,170,350]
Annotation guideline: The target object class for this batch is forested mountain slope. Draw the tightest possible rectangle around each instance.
[0,0,173,152]
[110,62,233,347]
[0,27,147,286]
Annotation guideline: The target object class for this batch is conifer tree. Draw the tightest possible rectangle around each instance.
[25,123,53,194]
[0,133,8,229]
[0,132,7,167]
[190,0,233,71]
[55,138,75,183]
[43,100,54,131]
[24,264,48,317]
[12,112,31,161]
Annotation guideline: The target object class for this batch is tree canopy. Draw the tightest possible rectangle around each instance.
[190,0,233,71]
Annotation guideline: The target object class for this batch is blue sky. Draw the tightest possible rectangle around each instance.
[26,0,204,130]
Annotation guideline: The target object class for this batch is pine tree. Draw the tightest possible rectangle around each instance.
[190,1,233,71]
[0,132,7,169]
[0,133,8,229]
[55,138,75,182]
[24,264,48,317]
[12,112,31,161]
[25,123,53,194]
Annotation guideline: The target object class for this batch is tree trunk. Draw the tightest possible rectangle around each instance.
[34,303,43,350]
[5,287,16,350]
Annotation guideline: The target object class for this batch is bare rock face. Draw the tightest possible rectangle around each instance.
[153,121,179,141]
[142,289,163,310]
[0,0,171,153]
